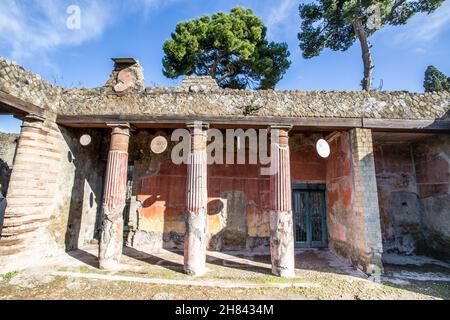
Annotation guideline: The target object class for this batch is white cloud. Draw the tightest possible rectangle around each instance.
[265,0,298,40]
[395,1,450,43]
[0,0,179,60]
[0,0,113,60]
[127,0,179,18]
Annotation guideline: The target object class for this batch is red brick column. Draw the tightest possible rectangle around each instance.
[184,121,209,276]
[99,123,130,270]
[269,125,295,278]
[0,114,62,258]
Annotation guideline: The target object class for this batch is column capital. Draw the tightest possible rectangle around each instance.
[186,121,209,130]
[106,122,131,129]
[15,113,46,123]
[269,125,293,133]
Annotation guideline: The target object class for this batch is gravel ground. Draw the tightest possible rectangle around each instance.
[0,248,449,300]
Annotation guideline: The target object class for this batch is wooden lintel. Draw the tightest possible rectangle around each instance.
[56,115,362,130]
[0,91,44,116]
[363,118,450,132]
[55,114,450,132]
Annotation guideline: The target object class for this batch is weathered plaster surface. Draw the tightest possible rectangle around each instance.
[326,130,384,278]
[123,131,328,254]
[414,135,450,260]
[60,128,105,250]
[374,135,450,261]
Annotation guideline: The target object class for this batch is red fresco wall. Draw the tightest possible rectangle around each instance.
[325,132,354,252]
[135,145,326,250]
[373,142,418,249]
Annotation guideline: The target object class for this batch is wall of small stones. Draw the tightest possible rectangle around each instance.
[0,57,61,114]
[1,56,449,121]
[58,88,450,120]
[0,132,18,196]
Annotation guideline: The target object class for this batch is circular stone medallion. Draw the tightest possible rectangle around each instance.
[80,134,92,146]
[316,139,330,158]
[151,136,168,154]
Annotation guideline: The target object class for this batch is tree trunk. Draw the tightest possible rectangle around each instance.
[352,19,374,91]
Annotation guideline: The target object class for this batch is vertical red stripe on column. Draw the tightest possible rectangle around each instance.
[103,151,128,211]
[271,143,292,212]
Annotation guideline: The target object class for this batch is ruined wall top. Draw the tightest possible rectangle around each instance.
[179,76,220,92]
[0,57,61,114]
[1,56,449,120]
[0,132,18,166]
[104,58,145,94]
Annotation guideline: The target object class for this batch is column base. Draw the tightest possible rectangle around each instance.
[99,259,121,271]
[184,209,207,277]
[99,212,124,270]
[270,210,296,278]
[272,267,296,279]
[184,266,207,277]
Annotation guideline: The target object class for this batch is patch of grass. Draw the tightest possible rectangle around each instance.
[1,271,18,281]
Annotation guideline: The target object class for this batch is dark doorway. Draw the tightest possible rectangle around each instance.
[292,183,327,248]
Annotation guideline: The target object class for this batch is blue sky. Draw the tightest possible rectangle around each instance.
[1,0,450,133]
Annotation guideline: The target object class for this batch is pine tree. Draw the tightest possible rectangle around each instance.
[424,65,450,92]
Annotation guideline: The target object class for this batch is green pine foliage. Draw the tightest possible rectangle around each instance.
[162,7,291,89]
[298,0,444,90]
[424,65,450,92]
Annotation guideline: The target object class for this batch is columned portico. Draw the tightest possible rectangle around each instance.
[99,123,130,270]
[184,121,209,276]
[269,125,295,278]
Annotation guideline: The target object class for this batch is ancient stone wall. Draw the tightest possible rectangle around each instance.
[59,128,105,250]
[0,117,67,265]
[0,132,18,195]
[326,130,383,278]
[326,132,356,262]
[59,88,450,120]
[413,135,450,260]
[1,56,449,121]
[374,142,423,254]
[0,57,61,114]
[350,128,383,277]
[373,134,450,261]
[0,118,105,269]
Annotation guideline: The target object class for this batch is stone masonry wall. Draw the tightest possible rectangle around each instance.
[0,132,18,196]
[0,117,66,264]
[0,57,61,114]
[413,135,450,260]
[326,130,383,279]
[373,142,423,255]
[373,134,450,261]
[0,118,105,270]
[59,88,450,120]
[350,128,383,277]
[59,128,105,251]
